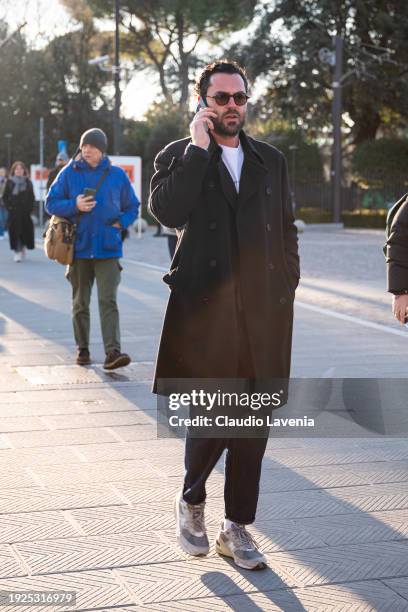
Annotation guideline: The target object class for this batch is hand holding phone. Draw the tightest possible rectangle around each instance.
[190,98,217,150]
[76,191,96,212]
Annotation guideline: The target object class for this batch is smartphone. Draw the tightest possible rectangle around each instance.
[196,97,207,113]
[83,188,96,198]
[196,98,208,132]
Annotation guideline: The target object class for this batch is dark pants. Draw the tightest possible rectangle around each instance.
[167,234,177,259]
[182,308,270,524]
[66,258,122,353]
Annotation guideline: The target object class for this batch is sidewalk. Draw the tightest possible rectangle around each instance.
[0,229,408,610]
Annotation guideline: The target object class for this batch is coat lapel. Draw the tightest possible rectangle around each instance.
[217,159,238,210]
[207,131,268,209]
[207,135,238,211]
[237,132,268,206]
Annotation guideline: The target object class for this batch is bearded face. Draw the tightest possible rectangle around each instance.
[205,72,248,138]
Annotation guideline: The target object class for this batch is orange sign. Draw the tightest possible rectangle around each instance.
[34,168,50,180]
[119,165,135,182]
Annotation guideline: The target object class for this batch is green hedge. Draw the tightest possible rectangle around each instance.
[342,209,387,229]
[295,208,332,223]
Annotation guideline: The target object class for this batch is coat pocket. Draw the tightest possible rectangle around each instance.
[279,265,296,299]
[75,228,91,252]
[103,226,121,252]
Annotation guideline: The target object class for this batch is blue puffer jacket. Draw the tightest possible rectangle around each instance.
[45,156,139,259]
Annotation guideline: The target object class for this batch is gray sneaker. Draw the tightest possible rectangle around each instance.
[216,522,267,570]
[174,491,209,556]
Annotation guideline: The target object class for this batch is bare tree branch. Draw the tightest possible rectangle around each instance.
[0,21,27,49]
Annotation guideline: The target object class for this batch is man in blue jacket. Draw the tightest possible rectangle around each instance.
[46,128,139,369]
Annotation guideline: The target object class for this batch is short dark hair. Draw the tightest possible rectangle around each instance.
[195,60,248,99]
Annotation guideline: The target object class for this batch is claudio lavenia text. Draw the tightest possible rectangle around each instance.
[168,415,315,428]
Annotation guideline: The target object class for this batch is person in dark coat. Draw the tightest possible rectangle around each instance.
[46,152,69,192]
[0,167,8,240]
[385,193,408,323]
[149,60,299,571]
[3,161,35,262]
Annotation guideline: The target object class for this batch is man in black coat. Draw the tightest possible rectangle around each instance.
[149,60,300,570]
[386,193,408,323]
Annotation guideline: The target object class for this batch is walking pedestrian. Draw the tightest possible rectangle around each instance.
[149,60,299,570]
[0,167,8,240]
[153,221,162,237]
[46,152,69,192]
[45,128,140,369]
[3,161,35,262]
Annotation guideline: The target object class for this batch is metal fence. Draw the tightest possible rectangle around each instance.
[292,178,407,212]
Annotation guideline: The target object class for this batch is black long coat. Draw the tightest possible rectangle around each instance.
[148,131,300,396]
[3,178,35,251]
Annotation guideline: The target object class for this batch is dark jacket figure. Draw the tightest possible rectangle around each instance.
[149,131,299,396]
[386,193,408,293]
[3,162,35,253]
[46,152,69,192]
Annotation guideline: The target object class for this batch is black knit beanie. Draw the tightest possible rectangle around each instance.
[79,128,108,154]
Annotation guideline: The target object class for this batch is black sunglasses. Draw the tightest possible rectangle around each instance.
[206,91,250,106]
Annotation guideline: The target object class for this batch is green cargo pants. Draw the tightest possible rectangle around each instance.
[66,258,122,353]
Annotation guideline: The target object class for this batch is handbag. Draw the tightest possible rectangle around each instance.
[44,167,110,265]
[44,216,78,265]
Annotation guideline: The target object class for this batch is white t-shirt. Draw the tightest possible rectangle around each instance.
[220,143,244,193]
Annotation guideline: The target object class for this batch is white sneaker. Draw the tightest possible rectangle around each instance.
[216,521,267,570]
[174,491,209,556]
[14,252,22,263]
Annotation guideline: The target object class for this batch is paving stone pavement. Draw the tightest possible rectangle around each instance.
[0,227,407,610]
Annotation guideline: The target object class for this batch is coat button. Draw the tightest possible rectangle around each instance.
[279,297,287,305]
[268,262,275,270]
[266,223,271,231]
[209,221,217,230]
[202,296,209,304]
[266,186,272,195]
[209,259,217,267]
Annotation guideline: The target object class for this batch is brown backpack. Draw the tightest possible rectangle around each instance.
[44,216,77,265]
[44,167,110,265]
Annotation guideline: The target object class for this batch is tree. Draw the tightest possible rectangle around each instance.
[252,123,325,184]
[352,138,408,187]
[228,0,408,144]
[0,13,115,166]
[122,102,188,211]
[75,0,257,108]
[40,22,114,155]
